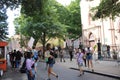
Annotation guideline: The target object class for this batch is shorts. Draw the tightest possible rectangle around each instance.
[86,55,92,60]
[49,63,54,68]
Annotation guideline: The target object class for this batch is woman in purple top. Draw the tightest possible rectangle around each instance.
[76,48,84,76]
[26,52,35,80]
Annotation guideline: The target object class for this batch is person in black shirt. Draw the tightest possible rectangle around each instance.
[69,46,73,61]
[15,50,23,68]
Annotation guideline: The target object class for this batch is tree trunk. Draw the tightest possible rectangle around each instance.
[42,32,46,59]
[33,39,38,48]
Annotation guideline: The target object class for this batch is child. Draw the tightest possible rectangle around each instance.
[59,48,65,62]
[76,48,84,76]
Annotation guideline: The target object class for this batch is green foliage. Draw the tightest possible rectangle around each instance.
[21,0,44,16]
[0,19,8,40]
[0,0,21,10]
[15,0,66,46]
[66,0,82,39]
[15,0,82,47]
[92,0,120,20]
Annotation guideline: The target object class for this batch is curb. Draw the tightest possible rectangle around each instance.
[70,67,120,79]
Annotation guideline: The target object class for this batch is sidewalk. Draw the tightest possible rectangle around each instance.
[57,58,120,79]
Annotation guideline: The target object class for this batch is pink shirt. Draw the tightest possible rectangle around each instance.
[26,58,34,70]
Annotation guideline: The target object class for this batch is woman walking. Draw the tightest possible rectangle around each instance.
[26,52,36,80]
[45,43,58,80]
[86,47,94,71]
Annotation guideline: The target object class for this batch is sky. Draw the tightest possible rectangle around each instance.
[56,0,72,6]
[7,7,21,37]
[7,0,72,37]
[7,9,16,37]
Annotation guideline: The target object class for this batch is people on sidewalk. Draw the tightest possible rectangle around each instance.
[45,44,51,70]
[11,50,17,69]
[15,50,23,69]
[107,45,111,58]
[32,46,39,62]
[26,52,36,80]
[86,47,94,72]
[45,43,58,80]
[59,48,66,62]
[69,46,73,61]
[82,49,87,67]
[75,48,84,76]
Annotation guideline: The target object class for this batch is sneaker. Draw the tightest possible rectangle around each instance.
[92,69,94,72]
[78,74,82,77]
[47,78,51,80]
[82,71,84,75]
[56,75,58,78]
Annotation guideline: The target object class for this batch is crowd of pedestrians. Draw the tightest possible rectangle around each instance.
[7,43,96,80]
[8,50,23,70]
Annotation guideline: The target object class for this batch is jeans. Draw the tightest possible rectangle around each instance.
[26,70,35,80]
[16,60,21,68]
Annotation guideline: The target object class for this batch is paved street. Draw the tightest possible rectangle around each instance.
[58,58,120,77]
[0,58,119,80]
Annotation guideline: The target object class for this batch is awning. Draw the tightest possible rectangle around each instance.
[0,42,8,47]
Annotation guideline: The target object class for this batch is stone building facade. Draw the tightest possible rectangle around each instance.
[80,0,120,51]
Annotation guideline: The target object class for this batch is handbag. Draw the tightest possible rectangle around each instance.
[45,58,48,62]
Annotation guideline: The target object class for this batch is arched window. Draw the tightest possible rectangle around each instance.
[89,32,95,41]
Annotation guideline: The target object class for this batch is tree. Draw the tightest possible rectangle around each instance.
[0,11,8,40]
[66,0,82,40]
[92,0,120,20]
[15,0,66,58]
[16,0,65,46]
[15,0,82,58]
[14,14,31,47]
[52,0,82,40]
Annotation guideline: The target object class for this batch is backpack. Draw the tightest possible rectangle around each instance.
[50,50,57,58]
[33,51,39,60]
[48,57,55,64]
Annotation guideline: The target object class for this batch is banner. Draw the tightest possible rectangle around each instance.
[73,39,79,48]
[66,39,72,47]
[28,37,35,49]
[63,42,66,48]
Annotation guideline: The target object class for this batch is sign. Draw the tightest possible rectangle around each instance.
[73,39,79,48]
[66,39,72,47]
[28,37,35,49]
